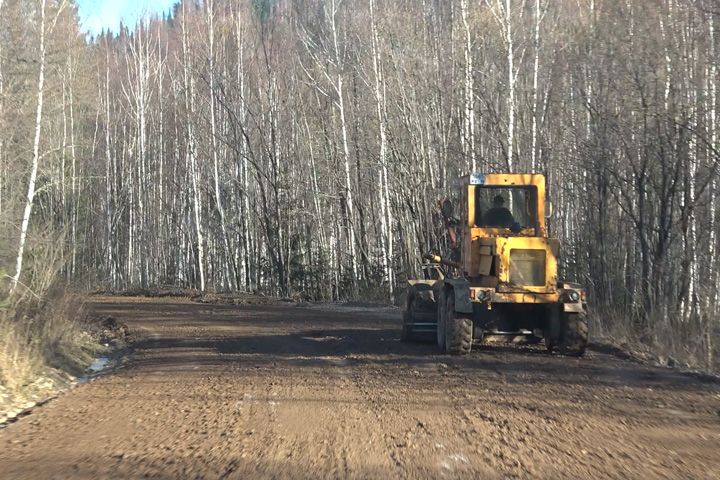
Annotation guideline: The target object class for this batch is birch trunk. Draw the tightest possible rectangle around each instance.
[330,0,358,295]
[183,3,206,291]
[531,0,544,171]
[370,0,393,299]
[232,4,252,290]
[69,63,77,279]
[11,0,49,293]
[461,0,475,171]
[207,0,235,291]
[157,33,167,284]
[709,10,719,315]
[138,25,149,288]
[105,60,114,285]
[683,4,697,322]
[505,0,515,170]
[0,0,4,216]
[486,0,516,170]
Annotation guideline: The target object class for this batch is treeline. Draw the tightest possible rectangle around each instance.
[0,0,718,367]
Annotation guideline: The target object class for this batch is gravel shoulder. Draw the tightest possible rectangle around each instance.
[0,296,718,479]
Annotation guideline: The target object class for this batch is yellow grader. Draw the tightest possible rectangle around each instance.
[402,173,588,356]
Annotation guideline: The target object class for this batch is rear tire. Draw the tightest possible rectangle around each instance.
[560,312,588,357]
[445,292,473,355]
[544,309,561,353]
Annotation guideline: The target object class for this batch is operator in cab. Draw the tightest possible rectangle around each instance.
[483,195,514,227]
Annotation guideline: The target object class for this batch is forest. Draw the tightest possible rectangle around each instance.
[0,0,718,373]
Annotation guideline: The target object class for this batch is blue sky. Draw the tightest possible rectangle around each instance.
[76,0,178,35]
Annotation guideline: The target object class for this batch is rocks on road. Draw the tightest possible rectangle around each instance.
[0,296,719,479]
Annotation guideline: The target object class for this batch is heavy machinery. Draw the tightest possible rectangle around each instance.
[402,173,588,356]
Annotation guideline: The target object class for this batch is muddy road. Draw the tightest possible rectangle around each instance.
[1,296,719,479]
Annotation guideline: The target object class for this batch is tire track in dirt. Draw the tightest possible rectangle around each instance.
[0,296,718,480]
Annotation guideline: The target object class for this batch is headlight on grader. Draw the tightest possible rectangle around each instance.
[470,288,489,301]
[568,290,580,302]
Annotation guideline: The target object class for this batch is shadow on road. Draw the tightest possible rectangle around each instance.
[88,299,718,394]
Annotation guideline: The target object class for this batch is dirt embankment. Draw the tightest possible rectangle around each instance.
[1,296,718,479]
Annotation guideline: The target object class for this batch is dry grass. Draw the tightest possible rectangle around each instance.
[0,290,99,393]
[588,305,719,373]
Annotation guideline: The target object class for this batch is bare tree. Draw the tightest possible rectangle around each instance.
[10,0,67,293]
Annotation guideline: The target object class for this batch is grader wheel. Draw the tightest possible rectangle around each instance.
[444,292,473,355]
[559,311,588,357]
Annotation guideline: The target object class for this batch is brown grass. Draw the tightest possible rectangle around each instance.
[0,290,99,393]
[588,305,719,373]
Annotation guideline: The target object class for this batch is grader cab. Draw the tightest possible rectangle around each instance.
[402,173,588,356]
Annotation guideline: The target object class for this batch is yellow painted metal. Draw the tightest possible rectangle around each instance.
[495,236,559,293]
[468,288,559,304]
[462,173,548,235]
[489,291,560,304]
[459,173,562,299]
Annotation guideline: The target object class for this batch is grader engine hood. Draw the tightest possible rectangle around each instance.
[467,236,560,293]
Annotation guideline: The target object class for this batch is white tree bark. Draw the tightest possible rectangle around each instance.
[531,0,546,171]
[329,0,358,294]
[0,0,4,216]
[486,0,517,170]
[121,21,154,287]
[104,44,116,286]
[660,0,673,110]
[182,2,206,291]
[709,10,719,314]
[68,58,77,279]
[235,6,253,291]
[206,0,235,291]
[682,3,697,321]
[461,0,476,172]
[10,0,59,293]
[370,0,393,299]
[505,0,515,170]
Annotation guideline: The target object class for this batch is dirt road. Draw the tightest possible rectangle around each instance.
[1,296,719,479]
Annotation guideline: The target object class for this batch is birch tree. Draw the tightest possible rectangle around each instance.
[181,2,206,291]
[300,0,359,296]
[205,0,236,291]
[1,0,712,367]
[10,0,66,293]
[461,0,476,172]
[485,0,520,170]
[369,0,394,299]
[0,0,4,219]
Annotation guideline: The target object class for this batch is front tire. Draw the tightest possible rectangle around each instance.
[445,292,473,355]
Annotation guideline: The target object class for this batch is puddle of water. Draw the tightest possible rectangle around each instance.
[77,356,111,384]
[89,357,110,372]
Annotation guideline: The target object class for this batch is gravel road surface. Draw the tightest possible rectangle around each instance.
[1,296,718,479]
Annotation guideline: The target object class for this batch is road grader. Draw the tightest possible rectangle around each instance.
[402,173,588,356]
